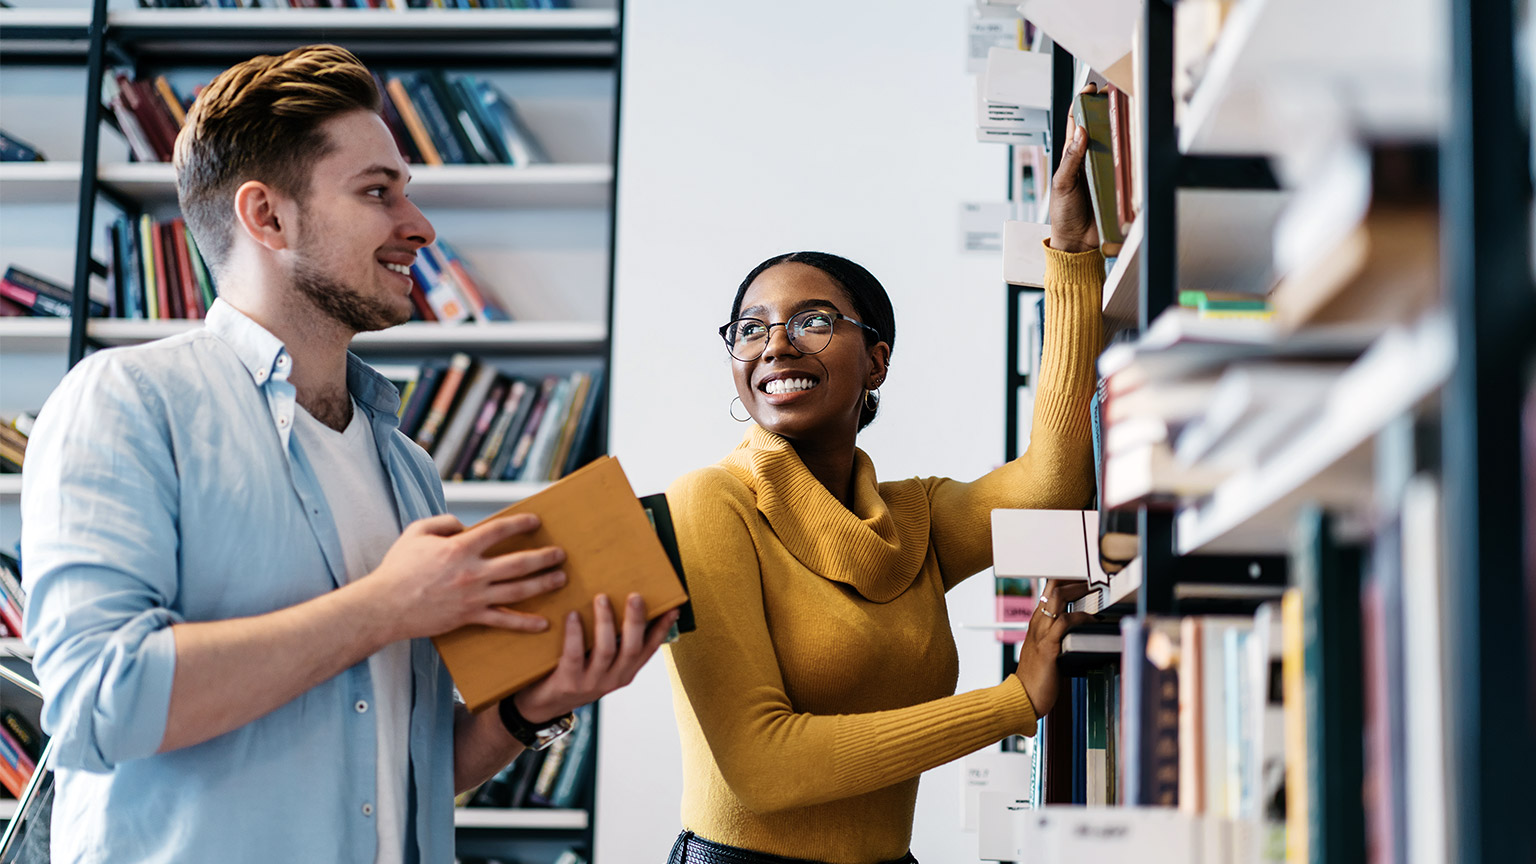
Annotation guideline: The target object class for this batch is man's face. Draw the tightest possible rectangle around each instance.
[283,109,434,333]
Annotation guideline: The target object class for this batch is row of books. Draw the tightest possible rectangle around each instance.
[106,215,217,321]
[105,66,550,169]
[385,357,602,483]
[138,0,572,9]
[0,705,43,800]
[0,552,24,642]
[458,704,594,811]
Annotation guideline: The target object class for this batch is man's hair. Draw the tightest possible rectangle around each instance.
[174,44,380,272]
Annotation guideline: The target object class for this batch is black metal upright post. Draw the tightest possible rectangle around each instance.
[1135,0,1177,618]
[1441,1,1536,863]
[1050,43,1074,175]
[67,0,111,370]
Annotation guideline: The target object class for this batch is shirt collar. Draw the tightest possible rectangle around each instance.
[205,299,402,420]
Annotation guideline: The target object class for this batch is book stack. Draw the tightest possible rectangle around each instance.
[106,215,217,320]
[460,703,596,811]
[385,357,603,483]
[1070,86,1135,257]
[0,267,107,321]
[0,131,44,163]
[104,67,550,168]
[1093,307,1366,510]
[0,552,23,641]
[404,239,511,324]
[0,413,31,475]
[1028,664,1121,808]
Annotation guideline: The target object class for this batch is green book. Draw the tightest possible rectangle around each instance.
[1071,91,1126,256]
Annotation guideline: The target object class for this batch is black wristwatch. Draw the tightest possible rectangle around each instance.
[498,698,576,751]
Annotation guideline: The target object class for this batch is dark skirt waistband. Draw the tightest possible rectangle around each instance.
[666,831,918,864]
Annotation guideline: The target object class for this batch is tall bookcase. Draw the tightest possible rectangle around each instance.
[0,2,623,860]
[993,2,1533,863]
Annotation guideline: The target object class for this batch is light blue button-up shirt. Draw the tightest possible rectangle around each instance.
[21,300,458,864]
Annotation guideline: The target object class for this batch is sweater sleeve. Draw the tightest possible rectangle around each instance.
[665,468,1038,815]
[927,241,1105,590]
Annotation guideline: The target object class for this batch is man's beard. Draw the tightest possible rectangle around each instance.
[289,254,410,334]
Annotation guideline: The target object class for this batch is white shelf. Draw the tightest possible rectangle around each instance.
[0,319,71,352]
[442,482,548,506]
[0,799,15,821]
[0,476,20,499]
[1179,0,1447,158]
[1099,190,1289,333]
[96,163,612,210]
[0,638,32,660]
[1102,217,1142,332]
[453,807,588,830]
[1175,311,1453,555]
[0,162,82,205]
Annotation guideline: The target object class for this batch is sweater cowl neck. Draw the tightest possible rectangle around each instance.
[718,425,930,603]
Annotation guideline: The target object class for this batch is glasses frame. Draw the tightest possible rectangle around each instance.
[718,309,881,361]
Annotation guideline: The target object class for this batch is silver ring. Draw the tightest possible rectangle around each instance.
[1039,606,1058,620]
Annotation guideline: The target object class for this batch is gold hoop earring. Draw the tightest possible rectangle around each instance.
[730,396,751,423]
[864,388,880,413]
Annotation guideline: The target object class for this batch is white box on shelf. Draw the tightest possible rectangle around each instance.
[991,508,1109,584]
[1002,220,1053,287]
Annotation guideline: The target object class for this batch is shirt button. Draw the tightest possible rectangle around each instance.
[278,415,289,427]
[355,700,369,713]
[362,803,374,817]
[277,355,290,368]
[255,370,267,382]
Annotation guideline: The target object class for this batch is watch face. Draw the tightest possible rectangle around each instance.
[531,712,577,751]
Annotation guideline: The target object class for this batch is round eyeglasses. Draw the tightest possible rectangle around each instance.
[718,308,881,362]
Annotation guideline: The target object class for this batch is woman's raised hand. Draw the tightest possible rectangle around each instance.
[1012,579,1096,718]
[1047,84,1102,254]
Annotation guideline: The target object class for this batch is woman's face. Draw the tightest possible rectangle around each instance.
[730,262,889,444]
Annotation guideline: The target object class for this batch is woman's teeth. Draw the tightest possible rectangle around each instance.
[764,378,817,395]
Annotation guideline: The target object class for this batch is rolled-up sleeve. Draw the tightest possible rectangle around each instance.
[21,352,183,772]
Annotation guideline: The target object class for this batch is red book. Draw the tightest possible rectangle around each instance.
[115,74,177,161]
[170,218,202,318]
[160,222,185,320]
[150,219,172,320]
[1106,85,1135,234]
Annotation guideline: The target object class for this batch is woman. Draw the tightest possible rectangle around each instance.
[662,114,1107,864]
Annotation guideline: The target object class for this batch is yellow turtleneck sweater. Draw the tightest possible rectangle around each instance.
[663,244,1105,863]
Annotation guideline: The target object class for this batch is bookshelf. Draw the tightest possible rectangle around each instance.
[0,1,619,860]
[984,1,1533,863]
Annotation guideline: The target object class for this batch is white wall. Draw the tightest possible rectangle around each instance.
[599,2,1016,861]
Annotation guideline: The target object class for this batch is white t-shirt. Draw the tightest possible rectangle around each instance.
[294,401,410,864]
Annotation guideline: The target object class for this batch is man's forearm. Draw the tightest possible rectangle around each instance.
[453,702,524,794]
[160,579,398,753]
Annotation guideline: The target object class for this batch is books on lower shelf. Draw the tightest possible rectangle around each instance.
[383,358,603,483]
[458,703,595,814]
[105,215,217,321]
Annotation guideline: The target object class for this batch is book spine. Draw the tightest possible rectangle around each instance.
[374,71,423,163]
[546,371,590,481]
[411,247,470,324]
[432,363,498,479]
[560,368,604,477]
[436,240,509,322]
[139,215,160,319]
[414,353,473,453]
[186,225,217,310]
[471,379,528,480]
[0,280,69,317]
[407,74,469,164]
[385,77,444,166]
[171,218,202,318]
[502,377,556,480]
[158,222,183,319]
[451,376,508,481]
[520,376,573,483]
[153,75,188,128]
[549,704,596,808]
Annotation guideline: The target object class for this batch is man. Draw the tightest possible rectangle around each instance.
[21,44,675,863]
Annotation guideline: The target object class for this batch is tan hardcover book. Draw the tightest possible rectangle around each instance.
[385,77,444,166]
[432,455,690,713]
[153,76,187,128]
